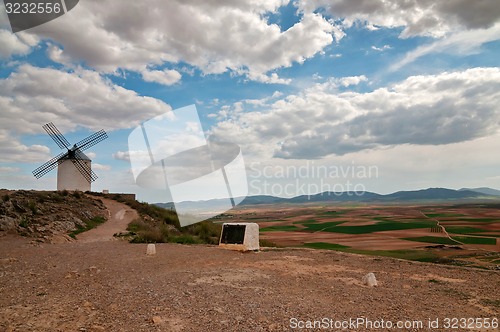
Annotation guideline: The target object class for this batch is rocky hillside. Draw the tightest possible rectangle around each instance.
[0,190,107,242]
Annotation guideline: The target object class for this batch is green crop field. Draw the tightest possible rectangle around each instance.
[246,203,500,268]
[260,225,300,232]
[445,226,489,234]
[292,219,318,225]
[303,242,350,250]
[423,213,466,218]
[301,221,347,231]
[451,236,497,245]
[303,220,436,234]
[403,236,459,245]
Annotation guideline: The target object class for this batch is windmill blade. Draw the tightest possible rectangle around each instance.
[71,158,98,183]
[43,122,71,149]
[32,152,67,179]
[74,130,108,152]
[74,149,98,182]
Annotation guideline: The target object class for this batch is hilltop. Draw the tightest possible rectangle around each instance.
[0,190,221,245]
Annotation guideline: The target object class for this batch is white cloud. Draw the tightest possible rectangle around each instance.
[0,130,51,163]
[371,45,391,52]
[0,167,21,173]
[299,0,500,38]
[391,23,500,71]
[0,64,172,135]
[0,29,38,58]
[46,43,73,66]
[85,152,96,159]
[92,163,111,171]
[339,75,368,87]
[296,0,500,70]
[141,68,182,86]
[15,0,336,82]
[1,0,498,80]
[247,72,291,85]
[0,64,172,166]
[112,151,130,161]
[240,128,500,197]
[211,68,500,159]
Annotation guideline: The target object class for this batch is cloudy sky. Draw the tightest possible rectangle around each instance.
[0,0,499,202]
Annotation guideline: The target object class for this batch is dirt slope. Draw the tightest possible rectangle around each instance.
[0,190,107,242]
[76,198,138,243]
[0,235,498,332]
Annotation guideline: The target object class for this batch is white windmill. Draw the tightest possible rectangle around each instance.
[32,122,108,191]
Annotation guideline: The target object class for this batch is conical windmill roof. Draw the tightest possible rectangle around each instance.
[58,150,91,161]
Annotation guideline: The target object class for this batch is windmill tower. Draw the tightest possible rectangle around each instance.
[32,122,108,191]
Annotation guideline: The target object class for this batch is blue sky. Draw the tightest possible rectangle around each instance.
[0,0,500,203]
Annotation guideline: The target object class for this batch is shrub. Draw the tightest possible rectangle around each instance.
[19,217,29,228]
[259,239,279,247]
[169,234,201,244]
[90,192,222,245]
[2,194,10,202]
[68,216,107,238]
[127,218,170,243]
[28,201,38,215]
[185,221,222,244]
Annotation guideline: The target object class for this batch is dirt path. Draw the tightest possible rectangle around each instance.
[76,198,138,243]
[419,210,464,245]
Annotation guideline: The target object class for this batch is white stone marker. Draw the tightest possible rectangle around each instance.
[146,244,156,255]
[219,223,259,251]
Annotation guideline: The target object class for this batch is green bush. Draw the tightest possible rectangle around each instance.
[112,195,180,228]
[88,192,222,245]
[127,218,169,243]
[185,221,222,244]
[68,216,107,238]
[169,234,201,244]
[126,218,222,245]
[19,217,29,228]
[2,194,10,202]
[27,201,38,215]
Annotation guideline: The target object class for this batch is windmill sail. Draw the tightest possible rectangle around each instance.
[43,122,71,149]
[74,130,108,152]
[32,151,67,179]
[74,150,98,182]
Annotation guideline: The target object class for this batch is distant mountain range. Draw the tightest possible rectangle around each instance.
[459,187,500,196]
[155,187,500,210]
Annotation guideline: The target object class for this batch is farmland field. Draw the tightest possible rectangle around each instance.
[216,202,500,269]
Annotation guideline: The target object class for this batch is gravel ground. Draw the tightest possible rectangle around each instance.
[0,234,499,332]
